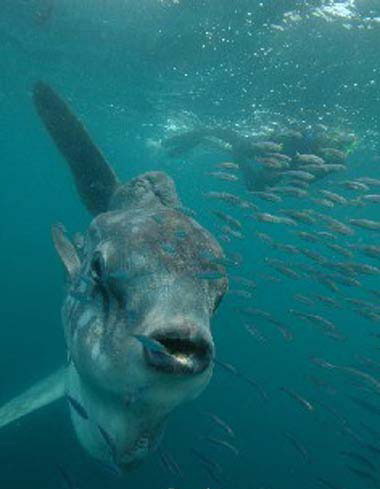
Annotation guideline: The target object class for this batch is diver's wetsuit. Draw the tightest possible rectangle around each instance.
[163,125,354,192]
[163,127,284,191]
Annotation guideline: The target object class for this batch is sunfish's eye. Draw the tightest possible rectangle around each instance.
[90,252,110,316]
[91,252,106,282]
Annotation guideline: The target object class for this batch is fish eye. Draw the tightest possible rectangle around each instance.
[91,252,106,282]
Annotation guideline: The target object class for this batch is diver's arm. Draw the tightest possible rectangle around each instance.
[162,127,243,158]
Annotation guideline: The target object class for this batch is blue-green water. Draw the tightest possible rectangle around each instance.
[1,1,380,488]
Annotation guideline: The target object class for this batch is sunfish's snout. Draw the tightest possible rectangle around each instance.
[141,327,214,376]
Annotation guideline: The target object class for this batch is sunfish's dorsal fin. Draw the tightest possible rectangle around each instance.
[0,368,66,430]
[33,81,120,216]
[108,171,182,212]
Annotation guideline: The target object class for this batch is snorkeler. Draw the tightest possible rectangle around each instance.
[162,124,357,192]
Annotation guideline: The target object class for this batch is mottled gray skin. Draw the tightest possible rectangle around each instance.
[0,83,228,470]
[62,172,227,469]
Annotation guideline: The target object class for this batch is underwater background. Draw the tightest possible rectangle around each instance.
[1,1,380,488]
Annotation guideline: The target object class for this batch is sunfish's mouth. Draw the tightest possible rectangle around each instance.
[143,330,214,376]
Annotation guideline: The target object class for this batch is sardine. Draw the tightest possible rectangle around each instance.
[221,225,244,240]
[341,450,376,471]
[283,432,310,463]
[349,218,380,231]
[244,323,267,343]
[320,189,348,205]
[348,395,380,417]
[204,191,257,210]
[357,177,380,186]
[159,449,183,478]
[250,191,282,203]
[256,232,274,245]
[133,335,168,354]
[295,153,325,165]
[253,141,283,153]
[57,465,77,489]
[270,186,308,198]
[206,171,239,182]
[255,212,297,226]
[281,170,315,181]
[315,213,354,235]
[215,161,239,170]
[228,289,253,299]
[299,247,327,264]
[317,476,346,489]
[295,231,320,243]
[98,424,117,462]
[315,295,342,309]
[214,358,268,401]
[279,208,315,224]
[289,309,338,333]
[280,387,314,412]
[352,244,380,260]
[257,156,286,169]
[293,294,314,306]
[341,180,370,191]
[315,360,380,394]
[322,164,347,173]
[211,210,242,230]
[362,194,380,203]
[265,259,301,279]
[346,466,378,484]
[191,448,223,474]
[202,411,235,438]
[274,243,300,255]
[325,242,353,258]
[66,395,89,421]
[312,198,335,208]
[230,275,257,290]
[319,147,346,163]
[203,436,239,456]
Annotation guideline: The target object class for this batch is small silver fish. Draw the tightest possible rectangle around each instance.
[280,387,314,412]
[270,186,308,198]
[312,198,335,208]
[133,335,168,354]
[279,208,315,224]
[281,170,315,181]
[66,395,89,420]
[250,191,282,203]
[295,231,320,243]
[203,436,239,456]
[253,140,283,153]
[349,218,380,231]
[361,194,380,203]
[325,242,353,258]
[206,171,239,182]
[256,213,297,226]
[357,177,380,187]
[215,161,239,170]
[295,153,325,165]
[212,210,242,230]
[293,294,314,306]
[341,180,370,191]
[320,190,348,205]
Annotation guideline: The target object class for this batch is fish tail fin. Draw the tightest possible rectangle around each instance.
[0,368,65,430]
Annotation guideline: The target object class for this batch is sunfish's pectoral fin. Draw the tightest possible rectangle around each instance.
[0,368,66,430]
[51,223,81,279]
[33,81,119,216]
